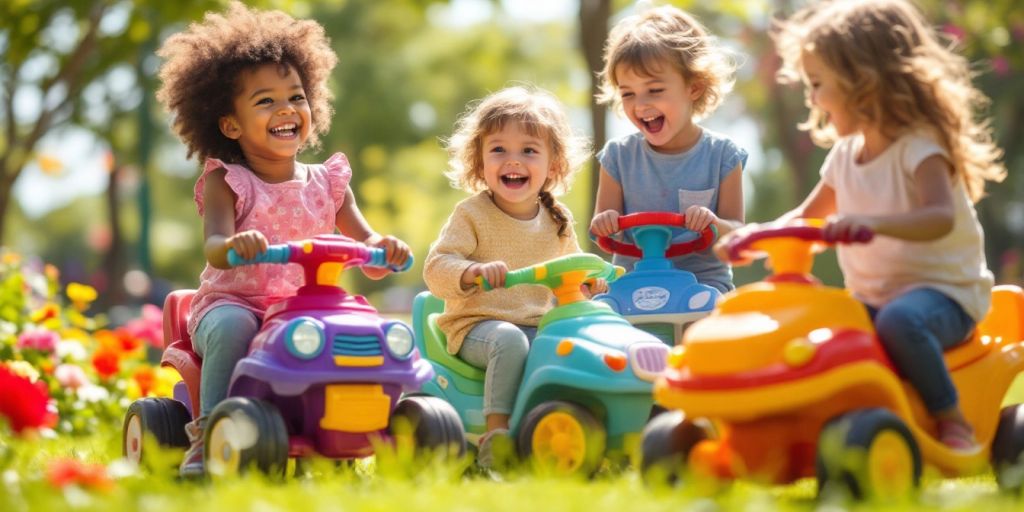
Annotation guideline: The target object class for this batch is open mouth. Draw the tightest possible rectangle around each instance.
[640,115,665,134]
[269,122,299,139]
[500,173,529,189]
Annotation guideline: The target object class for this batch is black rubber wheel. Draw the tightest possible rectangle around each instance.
[992,403,1024,493]
[816,408,921,501]
[517,401,606,477]
[639,410,714,486]
[204,397,289,478]
[389,395,467,459]
[123,397,192,465]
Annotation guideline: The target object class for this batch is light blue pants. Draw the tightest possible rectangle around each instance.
[458,320,537,416]
[866,288,975,413]
[192,305,260,418]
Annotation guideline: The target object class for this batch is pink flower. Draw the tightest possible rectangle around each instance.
[121,304,164,348]
[54,364,89,390]
[992,56,1011,77]
[17,329,59,353]
[942,23,967,43]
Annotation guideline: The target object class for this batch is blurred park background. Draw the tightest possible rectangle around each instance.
[1,0,1021,314]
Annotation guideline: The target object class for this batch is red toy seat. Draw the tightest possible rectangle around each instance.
[161,290,202,418]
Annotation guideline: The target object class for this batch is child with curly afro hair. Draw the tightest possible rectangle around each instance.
[156,1,411,477]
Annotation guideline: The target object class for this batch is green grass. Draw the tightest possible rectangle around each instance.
[2,379,1022,512]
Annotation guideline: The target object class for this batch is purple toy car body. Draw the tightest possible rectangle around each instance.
[123,235,465,476]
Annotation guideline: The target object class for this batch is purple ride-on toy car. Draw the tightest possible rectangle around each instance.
[122,235,465,477]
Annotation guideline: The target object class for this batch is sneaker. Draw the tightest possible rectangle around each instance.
[179,417,206,478]
[937,419,979,453]
[476,428,511,470]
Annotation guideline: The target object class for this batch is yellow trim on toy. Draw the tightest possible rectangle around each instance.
[532,411,587,474]
[866,430,916,500]
[207,417,242,476]
[333,355,384,367]
[303,241,313,253]
[321,384,390,432]
[783,337,815,367]
[667,346,686,369]
[317,262,345,285]
[534,265,548,281]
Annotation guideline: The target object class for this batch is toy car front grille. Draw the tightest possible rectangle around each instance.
[331,334,383,357]
[630,343,669,382]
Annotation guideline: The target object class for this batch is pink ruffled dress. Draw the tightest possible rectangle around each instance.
[187,153,353,336]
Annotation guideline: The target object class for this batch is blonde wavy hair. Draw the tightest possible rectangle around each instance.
[773,0,1005,202]
[597,4,737,119]
[444,86,590,237]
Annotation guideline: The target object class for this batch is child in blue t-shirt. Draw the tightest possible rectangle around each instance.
[589,5,747,292]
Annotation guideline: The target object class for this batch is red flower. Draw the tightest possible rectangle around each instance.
[91,347,120,380]
[46,458,113,491]
[132,366,156,397]
[0,365,54,434]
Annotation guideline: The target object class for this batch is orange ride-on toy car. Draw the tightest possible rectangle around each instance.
[640,220,1024,499]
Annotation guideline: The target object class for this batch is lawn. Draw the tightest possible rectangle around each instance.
[2,375,1022,512]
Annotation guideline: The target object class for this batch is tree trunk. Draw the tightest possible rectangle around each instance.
[0,175,11,247]
[579,0,611,251]
[100,163,126,309]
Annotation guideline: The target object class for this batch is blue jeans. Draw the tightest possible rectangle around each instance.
[866,288,975,413]
[192,305,260,417]
[458,321,537,416]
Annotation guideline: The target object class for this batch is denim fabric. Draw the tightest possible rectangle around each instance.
[867,287,975,412]
[191,304,260,417]
[458,321,537,416]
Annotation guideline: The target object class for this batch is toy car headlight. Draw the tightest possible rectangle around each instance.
[286,318,324,359]
[385,323,414,360]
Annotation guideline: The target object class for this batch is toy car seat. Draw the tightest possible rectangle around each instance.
[160,289,201,418]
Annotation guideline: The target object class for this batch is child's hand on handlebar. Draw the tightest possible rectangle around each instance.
[582,277,608,297]
[683,205,717,232]
[463,261,510,289]
[227,230,269,260]
[589,210,621,237]
[713,223,759,265]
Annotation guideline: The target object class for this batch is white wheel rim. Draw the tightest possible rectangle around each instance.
[125,415,143,463]
[207,416,242,477]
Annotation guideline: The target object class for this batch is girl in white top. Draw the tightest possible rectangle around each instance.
[730,0,1006,452]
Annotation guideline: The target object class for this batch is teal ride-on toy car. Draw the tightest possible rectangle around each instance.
[592,212,720,345]
[412,253,671,476]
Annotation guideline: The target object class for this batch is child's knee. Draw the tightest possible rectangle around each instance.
[492,327,529,361]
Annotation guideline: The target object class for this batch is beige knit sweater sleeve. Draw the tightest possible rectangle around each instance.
[423,192,582,354]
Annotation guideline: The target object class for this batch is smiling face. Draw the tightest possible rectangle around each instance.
[615,62,703,153]
[220,63,312,163]
[800,51,858,137]
[480,121,554,219]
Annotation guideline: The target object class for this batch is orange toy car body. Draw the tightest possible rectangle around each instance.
[642,221,1024,499]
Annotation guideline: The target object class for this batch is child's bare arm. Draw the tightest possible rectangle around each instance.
[590,167,624,237]
[823,155,955,242]
[202,168,268,269]
[334,185,411,279]
[708,165,745,235]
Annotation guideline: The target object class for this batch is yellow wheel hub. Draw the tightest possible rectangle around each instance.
[866,430,914,499]
[207,417,242,477]
[532,411,587,474]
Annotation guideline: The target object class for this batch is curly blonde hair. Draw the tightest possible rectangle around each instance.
[156,1,337,164]
[597,5,736,119]
[445,86,590,237]
[773,0,1005,202]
